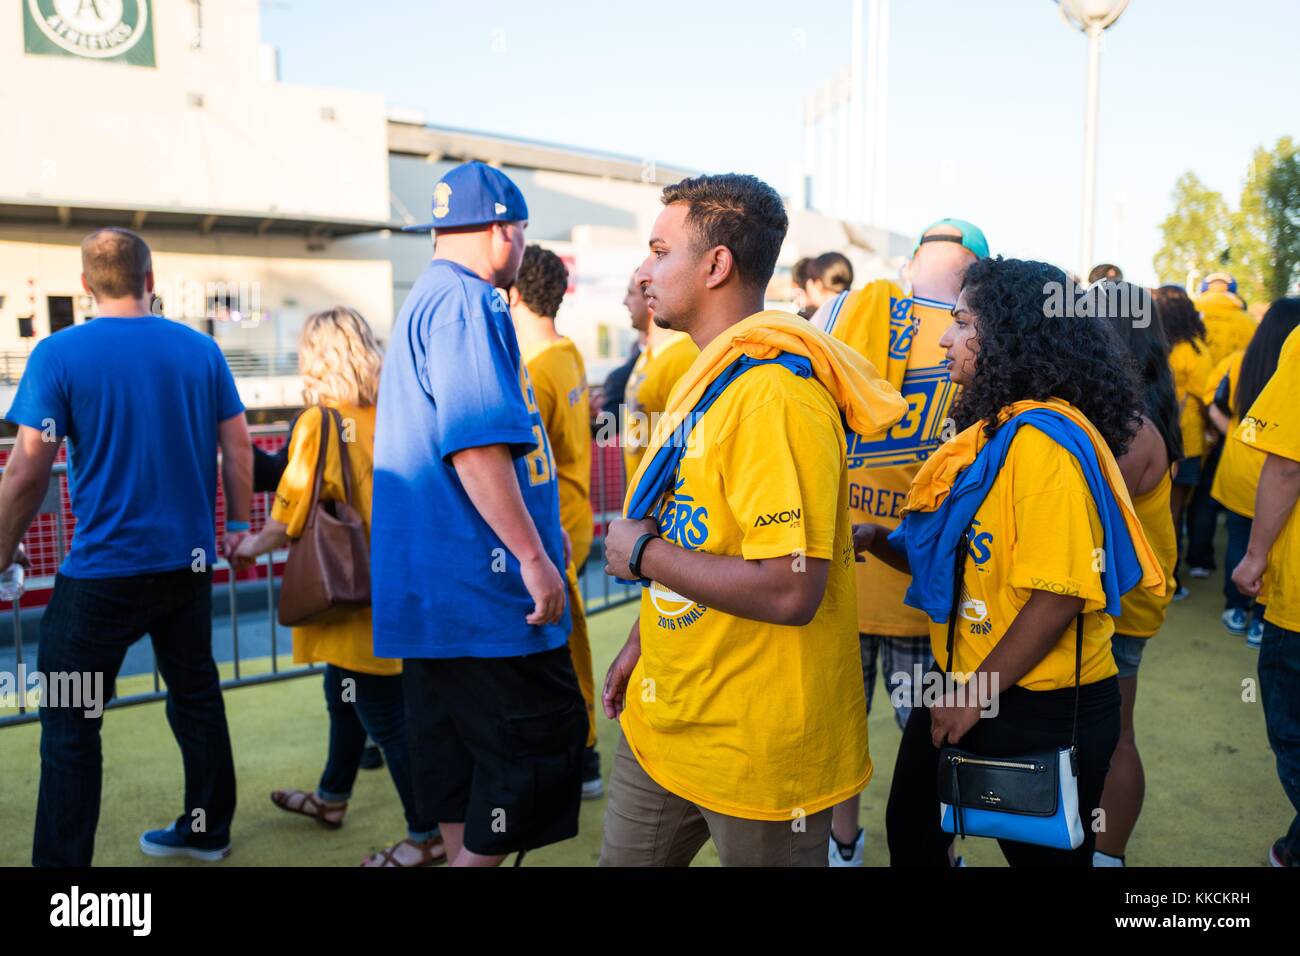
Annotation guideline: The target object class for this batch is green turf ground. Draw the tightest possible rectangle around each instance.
[0,568,1288,867]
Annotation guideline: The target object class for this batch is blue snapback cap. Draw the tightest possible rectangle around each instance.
[401,160,529,232]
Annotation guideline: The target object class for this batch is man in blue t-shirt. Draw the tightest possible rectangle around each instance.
[372,162,586,866]
[0,228,252,866]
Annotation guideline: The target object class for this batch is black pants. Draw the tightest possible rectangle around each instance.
[1185,439,1223,570]
[886,674,1120,867]
[33,569,236,866]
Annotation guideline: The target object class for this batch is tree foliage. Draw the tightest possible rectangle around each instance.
[1154,137,1300,304]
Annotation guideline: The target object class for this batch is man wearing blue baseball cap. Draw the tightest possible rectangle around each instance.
[810,216,988,867]
[371,161,587,866]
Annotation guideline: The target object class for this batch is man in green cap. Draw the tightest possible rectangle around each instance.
[811,217,989,867]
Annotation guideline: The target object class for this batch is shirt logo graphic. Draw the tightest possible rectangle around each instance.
[657,477,709,549]
[967,521,993,566]
[846,365,957,469]
[754,509,801,528]
[887,296,915,361]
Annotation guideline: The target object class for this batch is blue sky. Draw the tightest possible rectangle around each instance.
[263,0,1296,286]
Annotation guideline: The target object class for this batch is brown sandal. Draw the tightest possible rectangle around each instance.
[360,834,447,868]
[270,788,347,829]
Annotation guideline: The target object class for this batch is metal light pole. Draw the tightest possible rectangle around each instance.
[1057,0,1130,279]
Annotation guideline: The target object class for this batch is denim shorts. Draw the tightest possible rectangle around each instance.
[1111,633,1147,680]
[1173,455,1202,488]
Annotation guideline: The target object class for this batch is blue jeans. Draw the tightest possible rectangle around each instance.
[1259,622,1300,858]
[317,664,436,841]
[33,569,236,866]
[1223,510,1256,612]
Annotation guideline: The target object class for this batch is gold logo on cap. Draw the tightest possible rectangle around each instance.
[433,182,453,219]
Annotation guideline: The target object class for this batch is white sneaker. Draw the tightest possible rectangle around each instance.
[828,828,865,867]
[1222,608,1248,635]
[580,776,605,800]
[1188,566,1213,579]
[1247,618,1264,648]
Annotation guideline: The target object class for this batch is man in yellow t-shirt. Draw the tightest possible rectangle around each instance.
[1230,320,1300,869]
[809,217,987,865]
[598,173,872,867]
[505,244,604,794]
[621,289,698,481]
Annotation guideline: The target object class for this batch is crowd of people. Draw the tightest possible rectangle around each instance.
[0,158,1296,868]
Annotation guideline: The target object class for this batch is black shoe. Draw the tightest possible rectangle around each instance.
[359,743,384,771]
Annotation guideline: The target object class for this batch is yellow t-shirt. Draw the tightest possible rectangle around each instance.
[524,338,593,568]
[1113,472,1177,638]
[622,332,698,480]
[619,364,868,821]
[936,427,1118,691]
[1168,339,1213,459]
[827,281,959,637]
[1194,290,1257,368]
[1209,351,1260,518]
[1235,326,1300,630]
[271,404,400,677]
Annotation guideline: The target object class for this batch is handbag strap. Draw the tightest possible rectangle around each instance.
[944,526,1085,753]
[304,406,331,530]
[324,407,356,508]
[304,406,358,528]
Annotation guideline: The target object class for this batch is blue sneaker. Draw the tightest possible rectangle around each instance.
[139,820,230,861]
[1222,608,1248,635]
[1247,618,1264,648]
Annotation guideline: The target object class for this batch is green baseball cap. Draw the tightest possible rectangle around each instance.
[912,218,989,260]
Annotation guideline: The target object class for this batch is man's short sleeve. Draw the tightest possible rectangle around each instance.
[1238,347,1300,464]
[424,297,536,463]
[717,394,841,561]
[212,341,245,421]
[4,339,69,436]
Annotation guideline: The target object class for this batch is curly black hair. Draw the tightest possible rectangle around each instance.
[953,257,1143,457]
[513,244,569,318]
[1151,285,1207,352]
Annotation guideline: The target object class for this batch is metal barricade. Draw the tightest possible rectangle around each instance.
[1,425,638,728]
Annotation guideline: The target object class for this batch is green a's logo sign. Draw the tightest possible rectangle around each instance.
[24,0,156,67]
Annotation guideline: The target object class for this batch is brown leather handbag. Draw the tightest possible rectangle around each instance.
[278,406,371,627]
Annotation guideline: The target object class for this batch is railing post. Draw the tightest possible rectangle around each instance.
[228,565,240,681]
[266,550,277,674]
[12,599,24,716]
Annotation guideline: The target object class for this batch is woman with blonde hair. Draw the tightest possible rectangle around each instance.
[234,306,443,867]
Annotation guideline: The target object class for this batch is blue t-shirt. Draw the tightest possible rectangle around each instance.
[371,259,570,659]
[4,316,244,579]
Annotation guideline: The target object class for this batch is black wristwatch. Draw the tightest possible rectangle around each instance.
[628,532,658,583]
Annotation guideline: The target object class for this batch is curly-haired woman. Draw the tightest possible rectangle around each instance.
[855,258,1166,867]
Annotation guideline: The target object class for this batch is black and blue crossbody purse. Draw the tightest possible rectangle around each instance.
[936,532,1087,851]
